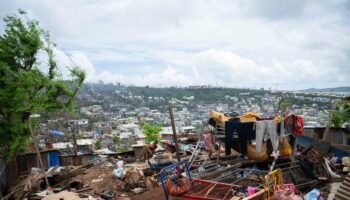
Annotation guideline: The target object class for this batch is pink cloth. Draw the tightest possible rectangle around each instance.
[204,132,215,152]
[247,186,256,196]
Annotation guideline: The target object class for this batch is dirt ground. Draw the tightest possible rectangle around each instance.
[73,163,126,194]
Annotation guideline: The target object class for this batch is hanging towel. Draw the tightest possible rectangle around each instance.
[255,121,265,153]
[255,120,278,153]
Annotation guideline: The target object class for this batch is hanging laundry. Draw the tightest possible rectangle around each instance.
[294,115,304,136]
[284,114,304,136]
[203,131,215,159]
[255,120,278,153]
[237,122,255,156]
[225,121,240,155]
[225,121,255,156]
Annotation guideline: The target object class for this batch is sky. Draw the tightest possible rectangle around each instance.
[0,0,349,90]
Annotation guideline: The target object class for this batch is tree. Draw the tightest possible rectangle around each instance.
[112,134,120,144]
[0,10,85,160]
[142,123,162,144]
[331,100,350,128]
[279,98,291,117]
[95,139,101,150]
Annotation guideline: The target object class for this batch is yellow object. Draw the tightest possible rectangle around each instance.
[247,143,268,161]
[264,169,283,200]
[274,116,282,123]
[240,112,261,122]
[243,112,261,118]
[280,136,292,156]
[209,110,231,122]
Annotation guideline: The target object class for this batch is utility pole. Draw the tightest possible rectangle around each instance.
[72,125,78,155]
[29,124,50,188]
[168,104,181,162]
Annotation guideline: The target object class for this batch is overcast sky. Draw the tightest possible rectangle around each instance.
[1,0,349,90]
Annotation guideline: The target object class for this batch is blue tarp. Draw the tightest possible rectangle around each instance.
[49,130,64,136]
[48,151,60,167]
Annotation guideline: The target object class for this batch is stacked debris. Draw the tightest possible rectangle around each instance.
[3,158,158,200]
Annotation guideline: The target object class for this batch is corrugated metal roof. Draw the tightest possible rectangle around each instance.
[332,144,350,153]
[334,173,350,200]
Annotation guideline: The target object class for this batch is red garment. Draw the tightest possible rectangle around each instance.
[292,115,304,136]
[284,114,304,136]
[149,143,157,152]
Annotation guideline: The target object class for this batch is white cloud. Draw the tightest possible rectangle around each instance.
[47,49,96,81]
[83,48,340,90]
[0,0,349,89]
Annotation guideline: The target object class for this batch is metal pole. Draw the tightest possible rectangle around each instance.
[29,124,50,188]
[168,104,181,162]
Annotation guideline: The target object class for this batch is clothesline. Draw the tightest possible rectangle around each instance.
[210,113,304,161]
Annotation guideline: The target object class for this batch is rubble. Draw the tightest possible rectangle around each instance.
[3,110,350,200]
[6,145,348,200]
[3,158,152,200]
[42,191,82,200]
[124,167,144,186]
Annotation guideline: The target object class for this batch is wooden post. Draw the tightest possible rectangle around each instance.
[72,124,78,155]
[29,124,50,188]
[322,119,332,142]
[168,104,181,162]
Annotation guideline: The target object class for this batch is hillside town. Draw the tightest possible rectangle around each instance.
[2,83,350,200]
[1,1,350,200]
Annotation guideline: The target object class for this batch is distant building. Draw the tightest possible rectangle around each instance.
[181,126,196,133]
[77,139,95,154]
[68,119,89,126]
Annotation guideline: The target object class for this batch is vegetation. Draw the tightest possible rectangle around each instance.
[280,98,291,116]
[115,146,129,153]
[331,100,350,128]
[127,86,265,103]
[142,123,162,144]
[95,139,101,150]
[112,134,120,144]
[0,10,85,160]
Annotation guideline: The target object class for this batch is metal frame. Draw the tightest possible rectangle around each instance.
[160,160,242,200]
[160,160,192,200]
[182,179,241,200]
[264,169,283,200]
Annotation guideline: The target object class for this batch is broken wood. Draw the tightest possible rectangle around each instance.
[168,104,181,162]
[1,185,24,200]
[75,187,92,193]
[29,124,50,188]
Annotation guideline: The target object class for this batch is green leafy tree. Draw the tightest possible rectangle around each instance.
[0,10,85,160]
[331,100,350,128]
[142,123,162,144]
[95,139,101,150]
[112,134,120,144]
[279,98,291,116]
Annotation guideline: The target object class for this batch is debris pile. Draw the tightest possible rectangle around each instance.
[4,158,156,200]
[3,110,350,200]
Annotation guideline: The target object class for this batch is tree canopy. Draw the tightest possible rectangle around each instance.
[0,10,85,160]
[142,123,162,144]
[331,100,350,128]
